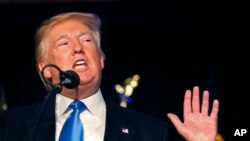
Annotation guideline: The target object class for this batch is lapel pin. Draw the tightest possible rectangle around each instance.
[122,128,129,134]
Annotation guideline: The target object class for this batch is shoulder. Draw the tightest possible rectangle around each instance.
[0,103,41,122]
[106,101,169,128]
[105,101,177,140]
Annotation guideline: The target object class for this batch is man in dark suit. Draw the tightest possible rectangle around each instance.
[0,12,219,141]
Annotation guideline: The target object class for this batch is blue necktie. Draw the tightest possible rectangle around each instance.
[59,100,87,141]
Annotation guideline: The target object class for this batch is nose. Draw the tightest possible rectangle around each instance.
[73,40,84,54]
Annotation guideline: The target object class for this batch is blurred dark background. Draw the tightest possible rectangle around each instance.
[0,0,248,141]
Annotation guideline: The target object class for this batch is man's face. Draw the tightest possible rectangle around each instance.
[39,20,104,92]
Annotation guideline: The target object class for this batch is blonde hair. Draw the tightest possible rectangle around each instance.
[34,12,104,91]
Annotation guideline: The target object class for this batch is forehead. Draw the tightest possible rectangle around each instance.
[47,20,91,38]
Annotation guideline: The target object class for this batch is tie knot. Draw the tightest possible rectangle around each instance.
[69,100,87,113]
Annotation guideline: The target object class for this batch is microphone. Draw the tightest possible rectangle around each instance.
[41,64,80,91]
[30,64,80,141]
[59,70,80,89]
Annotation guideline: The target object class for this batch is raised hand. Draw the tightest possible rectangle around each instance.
[167,86,219,141]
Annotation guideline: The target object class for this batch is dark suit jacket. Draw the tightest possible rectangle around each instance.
[0,93,180,141]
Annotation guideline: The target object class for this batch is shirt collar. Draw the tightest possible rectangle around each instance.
[56,89,105,118]
[80,89,105,117]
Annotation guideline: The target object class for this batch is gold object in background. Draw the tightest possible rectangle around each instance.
[216,133,224,141]
[115,74,140,108]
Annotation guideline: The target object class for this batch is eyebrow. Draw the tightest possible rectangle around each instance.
[54,34,69,44]
[55,31,90,42]
[78,31,91,38]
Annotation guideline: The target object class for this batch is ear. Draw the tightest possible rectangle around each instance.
[38,60,52,78]
[100,52,105,69]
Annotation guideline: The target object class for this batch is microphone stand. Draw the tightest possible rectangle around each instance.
[29,84,62,141]
[29,64,79,140]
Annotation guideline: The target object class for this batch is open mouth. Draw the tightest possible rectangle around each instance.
[73,59,88,70]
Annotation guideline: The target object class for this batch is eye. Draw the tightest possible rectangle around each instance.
[57,40,69,47]
[81,38,92,43]
[61,42,68,45]
[85,39,91,42]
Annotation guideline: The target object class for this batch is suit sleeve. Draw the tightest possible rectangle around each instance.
[0,111,5,141]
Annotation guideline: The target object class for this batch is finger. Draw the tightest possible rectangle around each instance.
[192,86,200,113]
[183,90,192,120]
[210,99,219,119]
[201,91,209,116]
[167,113,184,134]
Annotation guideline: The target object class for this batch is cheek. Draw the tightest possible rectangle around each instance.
[55,55,74,71]
[48,50,70,63]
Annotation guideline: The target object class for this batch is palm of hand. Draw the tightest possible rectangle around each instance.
[181,112,217,141]
[167,86,219,141]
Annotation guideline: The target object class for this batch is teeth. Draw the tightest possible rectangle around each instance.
[73,59,87,69]
[74,65,85,69]
[75,60,86,65]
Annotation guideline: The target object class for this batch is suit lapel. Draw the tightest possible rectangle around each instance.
[26,93,56,141]
[104,102,136,141]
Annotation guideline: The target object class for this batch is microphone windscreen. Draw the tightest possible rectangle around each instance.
[60,70,80,89]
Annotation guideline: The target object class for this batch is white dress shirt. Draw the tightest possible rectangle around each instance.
[55,89,106,141]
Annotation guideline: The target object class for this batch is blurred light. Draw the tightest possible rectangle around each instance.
[115,84,125,93]
[125,85,133,96]
[132,74,140,81]
[130,80,138,87]
[120,101,127,108]
[216,133,224,141]
[115,74,140,108]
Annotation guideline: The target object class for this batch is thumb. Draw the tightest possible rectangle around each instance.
[167,113,184,134]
